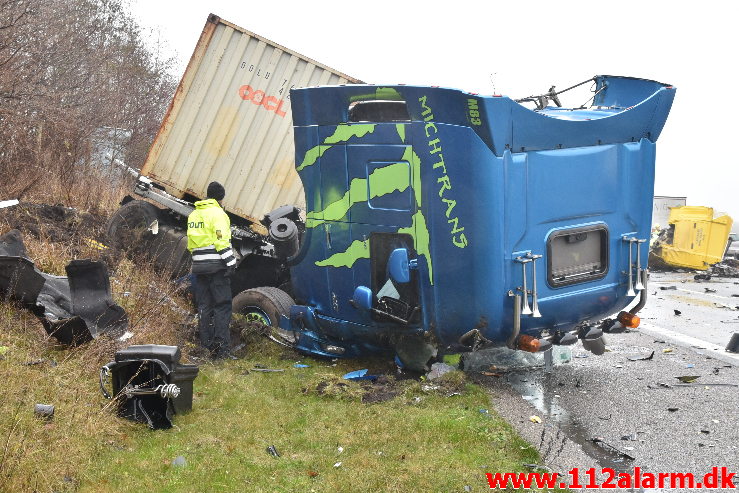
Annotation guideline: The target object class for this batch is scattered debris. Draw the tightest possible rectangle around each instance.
[172,456,187,467]
[590,437,636,460]
[663,348,674,353]
[266,445,280,458]
[251,368,285,373]
[0,230,128,344]
[426,362,456,380]
[667,407,679,412]
[333,461,342,468]
[714,302,738,310]
[0,199,19,209]
[34,403,54,420]
[337,446,344,454]
[673,310,682,316]
[100,345,199,430]
[660,285,677,290]
[293,363,310,368]
[529,415,542,424]
[674,383,739,387]
[460,346,543,372]
[694,274,712,281]
[726,333,739,353]
[627,351,655,361]
[686,363,695,368]
[676,375,700,383]
[704,288,717,293]
[342,369,377,381]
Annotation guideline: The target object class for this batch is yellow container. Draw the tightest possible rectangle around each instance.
[651,206,733,270]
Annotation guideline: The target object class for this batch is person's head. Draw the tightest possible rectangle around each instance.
[206,181,225,202]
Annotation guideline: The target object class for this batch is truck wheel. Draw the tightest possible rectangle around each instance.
[232,287,296,345]
[106,200,160,250]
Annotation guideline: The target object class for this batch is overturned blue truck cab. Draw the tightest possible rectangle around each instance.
[256,76,676,369]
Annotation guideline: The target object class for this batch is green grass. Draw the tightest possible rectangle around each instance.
[80,347,538,492]
[0,223,540,492]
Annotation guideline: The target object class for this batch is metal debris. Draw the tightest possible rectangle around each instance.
[266,445,280,457]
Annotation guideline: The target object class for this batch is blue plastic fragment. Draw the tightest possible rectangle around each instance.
[342,369,377,381]
[294,363,310,368]
[686,364,695,368]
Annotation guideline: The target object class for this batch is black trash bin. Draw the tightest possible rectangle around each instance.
[100,344,199,429]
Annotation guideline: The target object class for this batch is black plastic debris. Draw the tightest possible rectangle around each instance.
[100,345,198,430]
[726,333,739,353]
[627,351,655,361]
[660,285,677,290]
[0,230,127,344]
[674,309,682,316]
[266,445,280,457]
[694,274,712,281]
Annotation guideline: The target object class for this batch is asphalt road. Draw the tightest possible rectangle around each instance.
[472,272,739,492]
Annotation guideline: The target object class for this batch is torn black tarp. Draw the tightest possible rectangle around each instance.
[0,230,127,344]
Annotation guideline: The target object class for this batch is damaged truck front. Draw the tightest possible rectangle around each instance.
[282,78,675,367]
[106,15,675,369]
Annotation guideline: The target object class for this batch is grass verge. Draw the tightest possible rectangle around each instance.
[1,199,541,492]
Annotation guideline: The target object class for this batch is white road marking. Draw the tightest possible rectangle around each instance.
[638,322,739,366]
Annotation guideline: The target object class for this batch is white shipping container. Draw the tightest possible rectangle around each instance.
[141,14,362,223]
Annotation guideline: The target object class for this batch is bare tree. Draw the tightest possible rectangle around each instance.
[0,0,177,204]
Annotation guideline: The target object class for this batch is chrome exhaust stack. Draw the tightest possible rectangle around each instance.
[634,239,646,291]
[528,253,542,318]
[623,236,636,297]
[515,256,533,315]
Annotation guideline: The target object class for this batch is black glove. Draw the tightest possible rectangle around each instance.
[225,265,236,278]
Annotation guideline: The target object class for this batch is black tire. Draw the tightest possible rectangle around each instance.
[106,200,160,250]
[231,287,296,345]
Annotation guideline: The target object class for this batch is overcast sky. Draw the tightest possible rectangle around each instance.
[129,0,738,225]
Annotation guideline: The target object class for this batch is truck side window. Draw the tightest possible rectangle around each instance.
[348,101,410,122]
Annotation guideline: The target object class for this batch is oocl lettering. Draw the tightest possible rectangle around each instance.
[238,85,287,117]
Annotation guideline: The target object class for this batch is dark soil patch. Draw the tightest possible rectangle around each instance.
[361,375,403,404]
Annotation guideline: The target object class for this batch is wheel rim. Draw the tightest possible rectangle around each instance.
[242,306,271,325]
[239,302,297,346]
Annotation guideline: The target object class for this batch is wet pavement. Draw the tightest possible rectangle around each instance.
[474,271,739,491]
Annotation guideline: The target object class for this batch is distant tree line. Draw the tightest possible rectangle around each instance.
[0,0,177,201]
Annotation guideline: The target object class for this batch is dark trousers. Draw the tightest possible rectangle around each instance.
[193,270,232,356]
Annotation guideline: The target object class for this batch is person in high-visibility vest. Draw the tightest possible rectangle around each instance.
[187,182,236,359]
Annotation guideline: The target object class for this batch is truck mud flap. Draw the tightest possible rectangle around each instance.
[0,230,128,344]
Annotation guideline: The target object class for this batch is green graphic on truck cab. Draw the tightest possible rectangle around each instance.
[299,126,434,284]
[296,124,376,171]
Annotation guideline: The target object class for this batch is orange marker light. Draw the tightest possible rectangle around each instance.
[617,311,641,328]
[517,335,541,353]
